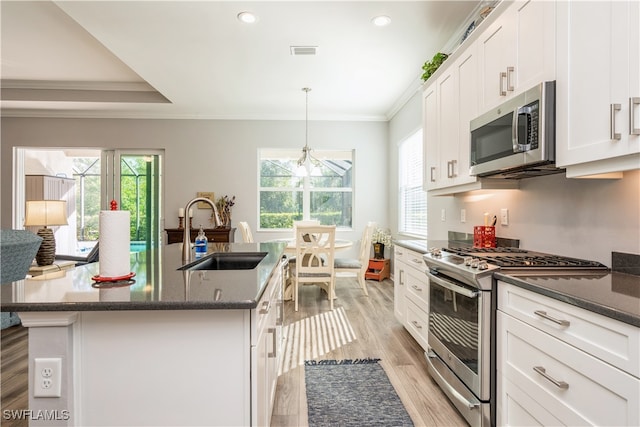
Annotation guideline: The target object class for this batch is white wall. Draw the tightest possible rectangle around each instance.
[1,117,390,258]
[388,92,640,268]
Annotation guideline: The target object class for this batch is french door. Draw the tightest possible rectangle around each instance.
[102,150,163,251]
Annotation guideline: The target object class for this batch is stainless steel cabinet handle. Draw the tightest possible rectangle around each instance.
[399,269,405,286]
[534,310,570,327]
[630,97,640,135]
[268,327,277,358]
[500,71,507,96]
[533,366,569,389]
[447,160,457,178]
[506,66,515,91]
[411,258,423,265]
[610,103,622,140]
[430,166,436,182]
[411,320,423,329]
[411,285,423,292]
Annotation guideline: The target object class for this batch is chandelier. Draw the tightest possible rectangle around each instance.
[296,87,321,177]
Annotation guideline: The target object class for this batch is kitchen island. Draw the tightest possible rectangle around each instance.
[0,241,286,426]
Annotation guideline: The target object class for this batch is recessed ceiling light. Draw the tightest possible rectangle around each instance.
[371,15,391,27]
[237,11,258,24]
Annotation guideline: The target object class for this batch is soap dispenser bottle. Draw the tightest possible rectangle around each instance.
[194,225,208,258]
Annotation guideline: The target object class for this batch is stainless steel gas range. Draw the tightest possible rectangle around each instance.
[422,246,609,427]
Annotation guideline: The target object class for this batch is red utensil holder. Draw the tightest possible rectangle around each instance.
[473,226,496,248]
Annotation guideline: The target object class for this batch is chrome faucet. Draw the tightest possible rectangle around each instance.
[182,197,222,262]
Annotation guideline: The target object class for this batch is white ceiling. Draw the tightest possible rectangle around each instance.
[1,1,480,121]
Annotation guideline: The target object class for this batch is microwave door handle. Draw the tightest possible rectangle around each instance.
[512,106,531,152]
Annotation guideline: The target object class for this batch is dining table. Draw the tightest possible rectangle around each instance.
[267,238,353,255]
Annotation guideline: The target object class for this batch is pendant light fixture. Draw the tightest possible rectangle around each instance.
[296,87,321,177]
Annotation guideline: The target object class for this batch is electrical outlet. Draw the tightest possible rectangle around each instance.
[460,209,466,223]
[500,208,509,226]
[34,358,61,398]
[441,208,446,222]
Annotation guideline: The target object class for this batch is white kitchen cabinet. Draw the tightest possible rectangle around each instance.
[254,258,284,427]
[556,0,640,177]
[394,246,429,350]
[423,25,518,194]
[393,246,408,323]
[25,174,77,255]
[478,0,556,111]
[497,282,640,426]
[423,82,439,191]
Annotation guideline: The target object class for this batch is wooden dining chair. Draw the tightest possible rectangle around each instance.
[238,221,254,243]
[334,221,376,296]
[290,225,336,311]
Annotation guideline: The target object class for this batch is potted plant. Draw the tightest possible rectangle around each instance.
[371,228,392,259]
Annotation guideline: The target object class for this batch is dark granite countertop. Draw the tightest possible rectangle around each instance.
[496,272,640,327]
[1,242,286,312]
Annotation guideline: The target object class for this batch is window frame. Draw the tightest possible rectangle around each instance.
[398,129,427,238]
[258,148,354,231]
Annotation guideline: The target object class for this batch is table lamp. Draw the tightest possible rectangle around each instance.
[24,200,68,266]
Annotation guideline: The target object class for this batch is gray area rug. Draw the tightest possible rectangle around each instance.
[304,358,414,427]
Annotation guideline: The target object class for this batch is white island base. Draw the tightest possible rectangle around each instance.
[21,309,260,426]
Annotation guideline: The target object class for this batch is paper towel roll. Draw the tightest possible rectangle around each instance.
[99,210,131,278]
[99,286,131,302]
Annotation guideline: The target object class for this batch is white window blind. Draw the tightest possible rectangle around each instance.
[399,130,427,237]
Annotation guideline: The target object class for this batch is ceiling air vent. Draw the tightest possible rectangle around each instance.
[290,46,318,56]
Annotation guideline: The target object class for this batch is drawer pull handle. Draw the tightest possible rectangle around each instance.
[411,285,422,292]
[411,320,423,329]
[534,310,570,327]
[499,71,507,96]
[411,258,423,264]
[533,366,569,389]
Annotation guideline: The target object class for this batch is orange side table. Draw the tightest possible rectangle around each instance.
[365,258,390,281]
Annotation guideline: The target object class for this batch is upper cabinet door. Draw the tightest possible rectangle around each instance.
[556,0,640,176]
[423,83,439,191]
[479,0,555,111]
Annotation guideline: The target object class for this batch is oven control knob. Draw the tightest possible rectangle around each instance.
[470,259,480,268]
[464,256,474,266]
[478,261,489,270]
[429,248,442,257]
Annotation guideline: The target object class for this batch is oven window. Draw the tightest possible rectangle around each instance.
[470,113,514,165]
[429,282,479,374]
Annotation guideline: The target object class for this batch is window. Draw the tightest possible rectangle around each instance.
[259,149,353,229]
[398,130,427,237]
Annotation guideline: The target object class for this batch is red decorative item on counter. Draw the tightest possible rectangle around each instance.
[473,226,496,248]
[110,200,118,210]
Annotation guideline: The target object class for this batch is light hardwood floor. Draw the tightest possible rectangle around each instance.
[271,276,466,427]
[0,277,466,427]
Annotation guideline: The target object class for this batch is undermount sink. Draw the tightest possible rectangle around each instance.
[179,252,268,271]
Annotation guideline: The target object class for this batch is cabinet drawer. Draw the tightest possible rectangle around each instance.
[406,298,429,350]
[498,375,564,427]
[405,267,428,307]
[498,282,640,377]
[395,247,426,273]
[498,311,640,426]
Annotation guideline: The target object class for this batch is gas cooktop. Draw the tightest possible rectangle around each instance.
[442,246,610,273]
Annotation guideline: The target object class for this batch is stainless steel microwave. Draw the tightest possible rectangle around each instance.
[470,81,563,179]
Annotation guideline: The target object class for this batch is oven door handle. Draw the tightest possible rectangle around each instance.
[427,271,479,299]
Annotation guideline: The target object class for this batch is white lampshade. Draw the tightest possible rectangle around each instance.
[24,200,68,227]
